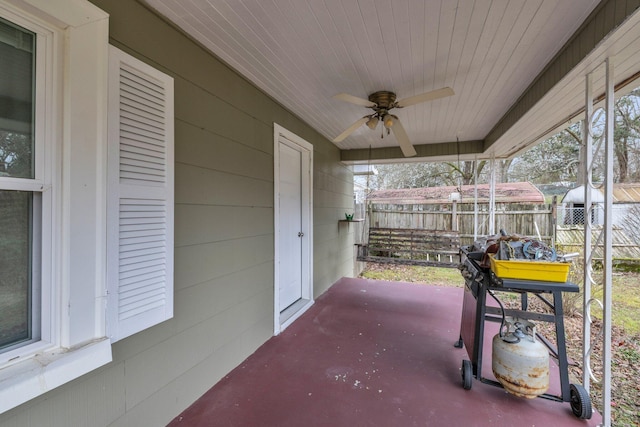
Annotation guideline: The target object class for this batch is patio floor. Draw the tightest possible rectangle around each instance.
[167,277,601,426]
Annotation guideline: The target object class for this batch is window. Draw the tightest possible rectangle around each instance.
[0,9,47,364]
[0,0,174,414]
[0,0,112,414]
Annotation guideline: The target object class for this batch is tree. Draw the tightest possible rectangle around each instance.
[368,87,640,190]
[446,160,488,185]
[372,160,495,190]
[0,131,32,178]
[373,162,455,189]
[613,89,640,182]
[508,124,582,184]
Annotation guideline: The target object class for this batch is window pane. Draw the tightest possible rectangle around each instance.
[0,17,35,179]
[0,190,34,351]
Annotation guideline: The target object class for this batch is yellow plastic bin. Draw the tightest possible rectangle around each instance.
[489,254,570,283]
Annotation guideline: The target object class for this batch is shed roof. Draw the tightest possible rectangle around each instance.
[562,183,640,204]
[367,182,544,205]
[561,185,605,204]
[612,183,640,202]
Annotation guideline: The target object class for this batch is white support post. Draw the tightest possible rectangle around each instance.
[473,155,478,241]
[601,57,614,427]
[582,72,593,393]
[489,154,496,235]
[582,61,616,426]
[451,199,458,231]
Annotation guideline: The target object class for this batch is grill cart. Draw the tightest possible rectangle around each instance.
[455,246,592,419]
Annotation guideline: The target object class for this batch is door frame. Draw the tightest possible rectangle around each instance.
[273,123,314,335]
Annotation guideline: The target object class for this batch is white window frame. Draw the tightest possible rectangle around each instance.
[0,9,52,364]
[0,0,112,414]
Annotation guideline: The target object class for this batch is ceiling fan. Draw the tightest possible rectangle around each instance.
[332,87,454,157]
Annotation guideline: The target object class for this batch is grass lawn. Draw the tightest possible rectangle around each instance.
[360,263,463,287]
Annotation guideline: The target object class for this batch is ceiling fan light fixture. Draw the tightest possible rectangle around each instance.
[332,87,453,157]
[383,114,394,129]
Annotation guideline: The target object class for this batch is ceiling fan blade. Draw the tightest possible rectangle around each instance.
[332,116,369,142]
[396,87,454,108]
[333,93,377,108]
[390,116,417,157]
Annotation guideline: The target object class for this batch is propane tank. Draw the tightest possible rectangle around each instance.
[492,317,549,399]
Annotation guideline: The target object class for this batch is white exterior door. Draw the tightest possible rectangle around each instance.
[274,124,313,334]
[278,142,303,308]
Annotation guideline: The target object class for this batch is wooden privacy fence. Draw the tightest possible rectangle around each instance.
[365,203,554,247]
[356,228,461,267]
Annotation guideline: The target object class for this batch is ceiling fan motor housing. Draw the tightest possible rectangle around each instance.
[368,91,397,110]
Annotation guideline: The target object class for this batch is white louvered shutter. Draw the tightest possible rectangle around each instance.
[107,45,174,342]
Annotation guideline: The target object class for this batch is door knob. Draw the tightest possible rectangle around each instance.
[298,231,304,237]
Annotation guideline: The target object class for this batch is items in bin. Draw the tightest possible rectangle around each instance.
[468,230,566,267]
[467,230,571,282]
[472,230,556,261]
[492,317,550,399]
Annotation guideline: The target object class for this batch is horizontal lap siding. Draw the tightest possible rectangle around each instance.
[312,147,355,296]
[0,1,354,426]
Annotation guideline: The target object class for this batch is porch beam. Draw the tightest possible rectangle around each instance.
[484,0,640,151]
[340,139,484,164]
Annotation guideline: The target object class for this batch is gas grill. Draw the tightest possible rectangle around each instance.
[455,246,592,419]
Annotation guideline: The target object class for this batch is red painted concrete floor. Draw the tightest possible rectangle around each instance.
[167,277,601,427]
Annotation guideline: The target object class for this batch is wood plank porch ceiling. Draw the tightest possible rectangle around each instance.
[144,0,640,163]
